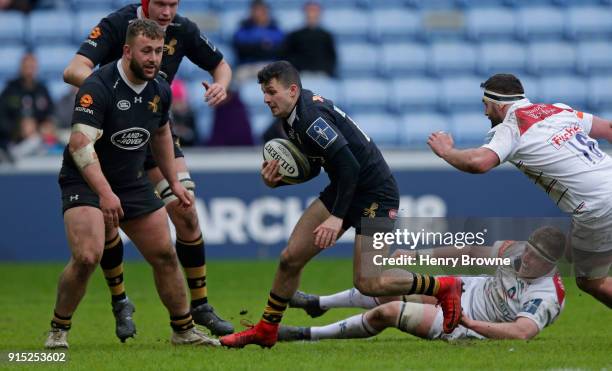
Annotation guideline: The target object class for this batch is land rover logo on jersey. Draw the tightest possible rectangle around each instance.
[117,100,131,111]
[111,127,150,150]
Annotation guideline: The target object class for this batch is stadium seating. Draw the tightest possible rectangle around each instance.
[0,46,27,80]
[516,6,565,41]
[429,41,478,76]
[240,80,268,114]
[28,10,75,44]
[588,75,612,111]
[527,41,576,74]
[380,42,428,77]
[275,8,303,32]
[450,112,491,145]
[0,11,26,45]
[539,75,588,110]
[566,6,612,40]
[340,78,389,113]
[465,8,515,41]
[47,79,71,102]
[439,75,484,111]
[250,112,274,142]
[477,41,527,75]
[399,112,449,146]
[337,42,379,77]
[35,45,77,80]
[576,41,612,75]
[351,113,401,146]
[389,77,440,113]
[370,8,420,42]
[322,8,370,41]
[300,75,341,103]
[74,11,110,43]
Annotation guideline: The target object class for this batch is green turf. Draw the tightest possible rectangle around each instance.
[0,260,610,370]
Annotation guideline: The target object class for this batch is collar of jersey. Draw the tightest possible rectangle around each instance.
[503,98,531,122]
[286,104,298,126]
[116,60,147,95]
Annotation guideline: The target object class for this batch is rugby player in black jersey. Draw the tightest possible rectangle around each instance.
[45,20,219,349]
[63,0,233,339]
[220,61,463,348]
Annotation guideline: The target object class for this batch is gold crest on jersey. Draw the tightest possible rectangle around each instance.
[164,38,177,56]
[148,95,160,112]
[363,202,379,218]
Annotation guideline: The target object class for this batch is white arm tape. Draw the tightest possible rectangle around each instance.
[72,123,103,142]
[71,142,98,169]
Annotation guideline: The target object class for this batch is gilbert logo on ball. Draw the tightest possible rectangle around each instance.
[263,139,311,184]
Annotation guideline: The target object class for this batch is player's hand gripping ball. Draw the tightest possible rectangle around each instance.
[263,138,311,184]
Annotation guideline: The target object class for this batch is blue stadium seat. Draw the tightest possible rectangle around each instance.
[70,0,114,11]
[527,41,576,74]
[465,8,516,41]
[195,109,214,144]
[47,79,71,102]
[300,75,341,103]
[35,45,78,80]
[539,75,588,110]
[240,80,268,114]
[350,113,400,146]
[520,76,540,102]
[340,78,389,113]
[0,46,26,80]
[429,41,477,75]
[576,41,612,75]
[75,11,112,43]
[250,113,275,143]
[187,81,206,109]
[389,77,440,113]
[516,6,564,40]
[566,6,612,40]
[450,112,491,146]
[219,9,249,42]
[275,9,304,32]
[370,8,419,42]
[439,75,483,111]
[587,75,612,111]
[399,112,449,147]
[29,10,75,44]
[322,8,370,41]
[380,42,428,77]
[338,43,379,77]
[478,42,527,75]
[0,11,26,44]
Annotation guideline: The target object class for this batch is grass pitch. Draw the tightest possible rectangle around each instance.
[0,259,610,370]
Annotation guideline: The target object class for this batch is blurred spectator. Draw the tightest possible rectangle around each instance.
[0,0,38,13]
[232,0,284,82]
[0,52,60,159]
[282,1,337,77]
[208,90,254,146]
[170,79,197,147]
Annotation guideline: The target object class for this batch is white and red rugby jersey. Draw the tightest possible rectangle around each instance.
[482,99,612,219]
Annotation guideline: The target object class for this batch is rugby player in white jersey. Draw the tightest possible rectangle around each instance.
[428,74,612,308]
[279,227,566,341]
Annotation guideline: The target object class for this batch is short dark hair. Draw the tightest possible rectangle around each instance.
[529,226,566,263]
[481,73,524,95]
[257,61,302,89]
[126,19,165,45]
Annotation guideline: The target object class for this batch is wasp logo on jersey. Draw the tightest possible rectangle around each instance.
[363,202,379,218]
[148,95,160,113]
[164,38,177,56]
[306,117,338,149]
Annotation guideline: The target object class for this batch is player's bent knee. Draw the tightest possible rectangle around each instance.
[576,277,602,294]
[72,251,102,275]
[168,203,199,234]
[279,248,305,273]
[354,276,384,297]
[370,302,401,327]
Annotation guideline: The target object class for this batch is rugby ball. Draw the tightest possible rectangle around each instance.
[263,138,311,184]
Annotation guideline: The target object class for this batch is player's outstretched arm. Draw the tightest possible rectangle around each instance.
[460,312,540,340]
[203,60,232,107]
[150,122,191,207]
[589,115,612,142]
[428,131,499,174]
[63,55,95,88]
[69,127,124,226]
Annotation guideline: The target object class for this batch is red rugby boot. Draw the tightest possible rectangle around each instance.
[219,320,278,349]
[435,276,463,334]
